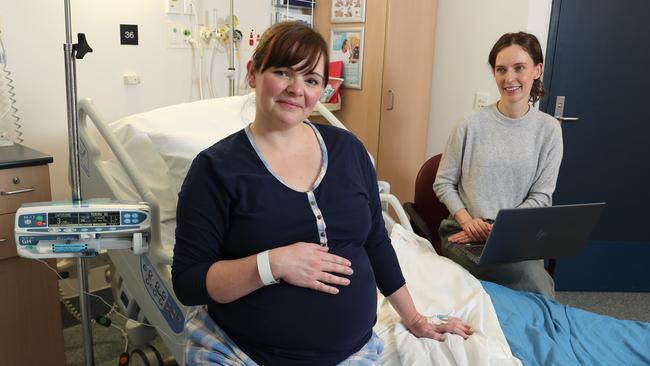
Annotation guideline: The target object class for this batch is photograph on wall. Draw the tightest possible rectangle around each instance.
[331,0,366,23]
[330,27,364,89]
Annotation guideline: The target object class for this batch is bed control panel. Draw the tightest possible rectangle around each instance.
[14,200,151,259]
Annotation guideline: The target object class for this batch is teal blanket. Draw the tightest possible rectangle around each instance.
[482,281,650,366]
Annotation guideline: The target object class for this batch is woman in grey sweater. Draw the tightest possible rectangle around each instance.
[433,32,562,299]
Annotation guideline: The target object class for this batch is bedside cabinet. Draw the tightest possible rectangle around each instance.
[0,144,66,366]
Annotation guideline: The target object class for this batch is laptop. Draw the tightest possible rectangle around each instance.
[459,203,606,265]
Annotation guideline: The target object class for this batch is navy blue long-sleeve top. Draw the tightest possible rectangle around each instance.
[172,122,405,366]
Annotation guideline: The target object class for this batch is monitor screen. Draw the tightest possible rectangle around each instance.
[49,211,120,227]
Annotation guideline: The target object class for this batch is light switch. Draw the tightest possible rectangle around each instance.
[474,92,489,108]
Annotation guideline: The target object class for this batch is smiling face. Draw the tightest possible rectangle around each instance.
[249,55,325,128]
[247,22,330,129]
[493,45,542,109]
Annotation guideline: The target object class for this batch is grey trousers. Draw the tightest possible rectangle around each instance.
[439,217,556,299]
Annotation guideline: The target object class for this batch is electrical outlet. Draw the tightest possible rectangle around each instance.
[474,92,489,108]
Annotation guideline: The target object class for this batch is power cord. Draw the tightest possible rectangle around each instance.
[58,280,130,353]
[39,258,186,348]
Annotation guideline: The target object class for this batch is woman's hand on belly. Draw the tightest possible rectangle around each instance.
[270,243,354,294]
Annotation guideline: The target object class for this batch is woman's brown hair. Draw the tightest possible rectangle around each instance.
[251,21,329,85]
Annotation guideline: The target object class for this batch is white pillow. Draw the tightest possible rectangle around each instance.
[110,94,253,137]
[109,94,255,210]
[109,123,178,221]
[148,131,223,194]
[147,95,254,194]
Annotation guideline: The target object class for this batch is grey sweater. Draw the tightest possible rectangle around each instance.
[433,103,563,220]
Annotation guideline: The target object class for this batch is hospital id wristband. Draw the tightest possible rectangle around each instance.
[257,250,279,286]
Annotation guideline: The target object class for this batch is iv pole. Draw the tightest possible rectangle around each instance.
[63,0,95,365]
[228,0,235,96]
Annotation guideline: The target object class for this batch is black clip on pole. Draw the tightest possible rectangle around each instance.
[74,33,93,59]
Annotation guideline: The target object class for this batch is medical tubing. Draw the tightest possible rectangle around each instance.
[188,44,195,100]
[0,38,23,143]
[189,40,203,100]
[37,258,186,348]
[208,41,217,98]
[77,98,168,266]
[57,276,128,350]
[198,42,205,99]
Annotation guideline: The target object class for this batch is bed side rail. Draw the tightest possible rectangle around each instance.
[77,98,169,265]
[380,193,413,232]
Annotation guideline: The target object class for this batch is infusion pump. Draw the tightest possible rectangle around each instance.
[15,200,151,259]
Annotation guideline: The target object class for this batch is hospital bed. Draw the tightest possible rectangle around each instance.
[77,94,650,366]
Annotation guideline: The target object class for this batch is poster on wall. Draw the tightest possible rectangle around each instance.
[331,0,366,23]
[330,27,364,89]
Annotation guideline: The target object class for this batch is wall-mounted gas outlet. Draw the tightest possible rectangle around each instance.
[167,22,193,48]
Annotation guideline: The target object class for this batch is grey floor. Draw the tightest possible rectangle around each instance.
[555,291,650,322]
[62,290,650,365]
[64,315,172,366]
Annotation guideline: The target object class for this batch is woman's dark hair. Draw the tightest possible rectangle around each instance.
[488,32,544,105]
[251,21,329,85]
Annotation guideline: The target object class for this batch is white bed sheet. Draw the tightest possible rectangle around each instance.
[378,225,521,366]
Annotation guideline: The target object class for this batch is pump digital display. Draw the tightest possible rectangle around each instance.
[48,211,121,227]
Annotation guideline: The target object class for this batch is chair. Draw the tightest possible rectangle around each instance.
[403,154,449,254]
[403,153,557,277]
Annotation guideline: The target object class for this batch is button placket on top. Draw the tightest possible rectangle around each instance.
[245,121,330,248]
[307,190,328,247]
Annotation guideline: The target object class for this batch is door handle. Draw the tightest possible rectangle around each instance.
[386,89,395,111]
[0,238,7,244]
[0,187,35,196]
[556,116,579,122]
[554,96,579,122]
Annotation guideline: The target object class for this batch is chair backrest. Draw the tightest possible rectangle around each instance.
[413,154,450,247]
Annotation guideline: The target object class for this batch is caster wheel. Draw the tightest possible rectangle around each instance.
[129,345,164,366]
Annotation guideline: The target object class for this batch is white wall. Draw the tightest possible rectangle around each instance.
[426,0,552,158]
[0,1,273,200]
[1,0,551,199]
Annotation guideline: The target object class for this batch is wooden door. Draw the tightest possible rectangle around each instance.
[314,0,389,158]
[376,0,437,203]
